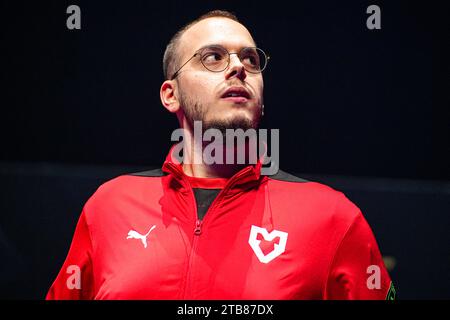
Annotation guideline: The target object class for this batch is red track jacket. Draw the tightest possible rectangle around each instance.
[46,146,394,299]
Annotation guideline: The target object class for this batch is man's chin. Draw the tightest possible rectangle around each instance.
[202,116,259,134]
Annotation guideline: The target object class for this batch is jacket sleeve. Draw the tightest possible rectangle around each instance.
[46,209,95,300]
[324,199,395,300]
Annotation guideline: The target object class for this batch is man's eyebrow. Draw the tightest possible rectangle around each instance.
[195,43,256,51]
[196,44,219,52]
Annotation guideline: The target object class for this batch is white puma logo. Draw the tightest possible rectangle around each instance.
[126,225,156,248]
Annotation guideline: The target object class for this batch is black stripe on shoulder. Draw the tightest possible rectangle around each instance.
[128,168,167,177]
[268,169,309,183]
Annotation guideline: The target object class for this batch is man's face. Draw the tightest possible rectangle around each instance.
[174,17,264,132]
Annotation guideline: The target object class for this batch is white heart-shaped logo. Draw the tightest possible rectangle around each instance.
[248,225,288,263]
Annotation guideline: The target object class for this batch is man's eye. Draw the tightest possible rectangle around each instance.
[242,55,258,66]
[203,52,224,63]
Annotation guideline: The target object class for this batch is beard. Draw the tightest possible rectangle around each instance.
[178,87,262,136]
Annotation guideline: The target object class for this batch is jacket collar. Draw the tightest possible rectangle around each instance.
[162,143,265,189]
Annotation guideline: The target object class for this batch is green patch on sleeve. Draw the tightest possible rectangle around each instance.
[386,282,396,300]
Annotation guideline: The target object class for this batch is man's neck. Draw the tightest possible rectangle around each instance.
[180,126,256,179]
[182,162,246,179]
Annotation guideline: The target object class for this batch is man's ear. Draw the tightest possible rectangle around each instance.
[160,80,180,113]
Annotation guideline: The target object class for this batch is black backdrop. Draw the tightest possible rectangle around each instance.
[0,0,449,299]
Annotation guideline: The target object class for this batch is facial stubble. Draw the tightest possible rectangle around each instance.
[177,85,262,135]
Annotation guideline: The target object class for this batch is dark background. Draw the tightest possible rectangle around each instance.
[0,0,449,299]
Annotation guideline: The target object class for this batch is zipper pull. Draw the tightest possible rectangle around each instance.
[194,219,203,235]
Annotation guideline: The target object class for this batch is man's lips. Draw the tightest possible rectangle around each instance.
[221,96,249,103]
[220,86,251,103]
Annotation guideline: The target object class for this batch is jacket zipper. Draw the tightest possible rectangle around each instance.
[166,163,254,298]
[165,163,200,299]
[201,167,253,218]
[190,166,254,238]
[194,219,203,235]
[182,175,200,299]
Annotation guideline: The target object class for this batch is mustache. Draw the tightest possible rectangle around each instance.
[220,80,253,94]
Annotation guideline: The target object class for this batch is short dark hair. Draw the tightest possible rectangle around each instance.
[163,10,239,80]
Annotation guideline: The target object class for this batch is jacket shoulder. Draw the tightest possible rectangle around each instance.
[267,170,362,220]
[83,171,165,215]
[267,169,310,183]
[127,167,167,177]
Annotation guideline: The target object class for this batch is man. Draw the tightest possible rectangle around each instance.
[46,10,395,300]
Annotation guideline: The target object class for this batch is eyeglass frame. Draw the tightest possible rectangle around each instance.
[169,45,270,80]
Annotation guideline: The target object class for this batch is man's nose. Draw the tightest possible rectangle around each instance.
[225,54,247,81]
